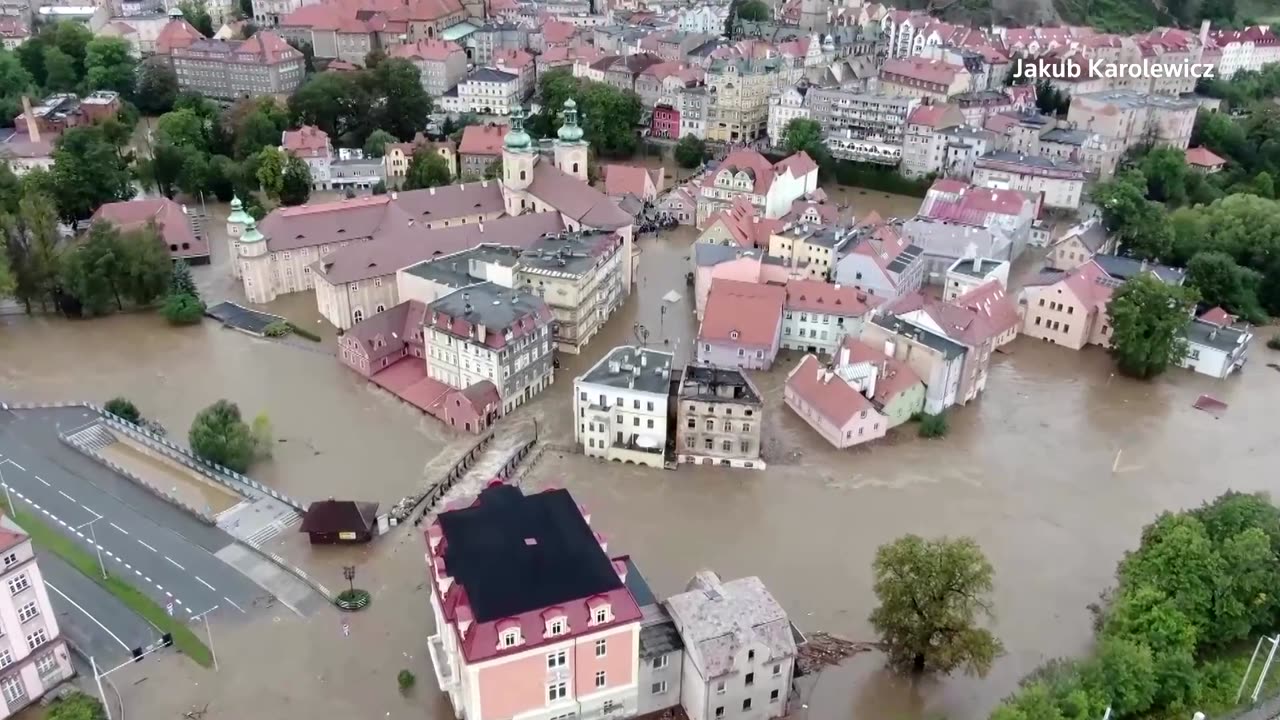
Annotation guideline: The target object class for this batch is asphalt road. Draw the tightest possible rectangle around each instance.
[40,551,162,666]
[0,409,274,625]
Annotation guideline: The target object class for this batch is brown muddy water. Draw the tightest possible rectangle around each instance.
[1,189,1278,720]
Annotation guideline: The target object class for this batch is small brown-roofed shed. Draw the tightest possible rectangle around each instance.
[299,499,380,544]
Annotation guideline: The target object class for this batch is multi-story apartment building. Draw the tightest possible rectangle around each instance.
[574,345,674,469]
[943,256,1009,302]
[1207,25,1280,79]
[705,57,785,143]
[806,89,918,146]
[781,279,878,356]
[494,48,536,99]
[276,0,468,58]
[832,219,927,301]
[426,483,644,720]
[900,103,964,178]
[877,57,971,101]
[0,517,74,719]
[281,125,332,191]
[695,149,818,227]
[1018,260,1116,350]
[766,86,809,148]
[972,151,1086,210]
[697,280,785,370]
[169,31,304,101]
[674,365,764,469]
[389,38,468,97]
[665,571,796,720]
[767,223,854,280]
[1067,90,1197,153]
[385,135,457,186]
[516,230,625,354]
[470,22,530,66]
[424,281,555,414]
[457,123,507,179]
[441,67,522,116]
[678,86,710,139]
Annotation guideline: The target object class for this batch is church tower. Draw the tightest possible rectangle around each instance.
[798,0,827,33]
[237,216,276,304]
[225,195,251,280]
[554,98,589,183]
[502,107,537,216]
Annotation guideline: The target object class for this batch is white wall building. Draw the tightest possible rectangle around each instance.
[574,345,674,470]
[0,517,75,719]
[942,255,1009,302]
[766,87,808,148]
[442,67,522,116]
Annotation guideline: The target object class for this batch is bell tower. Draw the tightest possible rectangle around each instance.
[554,98,589,182]
[501,107,537,215]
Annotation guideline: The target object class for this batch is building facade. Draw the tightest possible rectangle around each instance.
[516,230,625,354]
[675,365,765,469]
[574,346,674,469]
[169,31,304,100]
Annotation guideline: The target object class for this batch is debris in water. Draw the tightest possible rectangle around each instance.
[796,632,880,674]
[1193,394,1228,416]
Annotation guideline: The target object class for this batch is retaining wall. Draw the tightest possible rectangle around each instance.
[58,434,217,525]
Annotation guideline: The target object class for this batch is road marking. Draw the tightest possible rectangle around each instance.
[154,584,163,591]
[41,509,50,517]
[143,576,151,584]
[165,557,185,571]
[134,570,141,577]
[28,502,37,510]
[73,530,83,538]
[13,491,23,499]
[104,550,113,558]
[58,490,75,502]
[123,563,131,570]
[56,519,67,527]
[113,556,122,563]
[137,540,156,552]
[109,523,129,535]
[165,591,172,598]
[174,598,182,605]
[46,581,130,651]
[184,607,192,615]
[3,460,25,471]
[195,577,216,591]
[34,476,49,487]
[224,597,245,614]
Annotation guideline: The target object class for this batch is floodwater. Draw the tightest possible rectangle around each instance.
[98,436,242,515]
[1,187,1278,720]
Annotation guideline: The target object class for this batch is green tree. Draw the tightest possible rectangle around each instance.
[483,157,502,181]
[1084,638,1158,717]
[177,150,211,196]
[51,125,133,221]
[1093,171,1173,261]
[286,38,314,72]
[674,135,706,169]
[1192,491,1280,553]
[117,227,173,306]
[868,535,1003,677]
[43,46,79,93]
[84,37,137,96]
[369,58,432,142]
[288,71,371,144]
[188,400,256,472]
[403,150,452,190]
[363,129,398,158]
[736,0,769,20]
[579,81,640,158]
[251,412,273,459]
[177,0,214,37]
[1106,275,1197,379]
[1185,251,1262,319]
[207,154,240,201]
[46,691,107,720]
[170,259,198,298]
[279,153,312,206]
[0,49,35,122]
[104,397,142,423]
[156,108,209,150]
[364,48,386,69]
[50,22,93,77]
[232,98,289,159]
[783,117,828,165]
[0,241,12,298]
[59,222,126,314]
[161,291,205,324]
[1138,147,1189,206]
[255,146,286,198]
[0,192,62,313]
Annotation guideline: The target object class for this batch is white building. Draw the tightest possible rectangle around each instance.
[0,517,74,719]
[281,125,332,191]
[665,571,796,720]
[441,67,522,116]
[942,255,1009,302]
[766,87,808,148]
[674,4,725,33]
[574,345,674,470]
[1179,313,1253,379]
[781,279,879,357]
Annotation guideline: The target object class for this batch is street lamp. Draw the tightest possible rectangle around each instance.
[343,565,356,595]
[76,517,107,580]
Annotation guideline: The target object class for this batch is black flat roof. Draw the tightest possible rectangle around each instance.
[439,484,623,623]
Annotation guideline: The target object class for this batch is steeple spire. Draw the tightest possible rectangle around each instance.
[557,98,584,143]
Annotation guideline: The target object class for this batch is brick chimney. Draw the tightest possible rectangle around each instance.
[21,96,39,144]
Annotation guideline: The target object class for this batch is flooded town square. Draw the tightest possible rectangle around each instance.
[1,188,1277,720]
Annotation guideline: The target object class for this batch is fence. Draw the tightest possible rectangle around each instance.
[493,439,538,482]
[1229,693,1280,720]
[403,432,495,527]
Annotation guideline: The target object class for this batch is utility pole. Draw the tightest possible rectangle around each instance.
[77,517,107,579]
[191,605,219,672]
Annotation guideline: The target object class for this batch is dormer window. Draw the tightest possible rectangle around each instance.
[500,628,521,648]
[588,598,612,625]
[549,618,566,636]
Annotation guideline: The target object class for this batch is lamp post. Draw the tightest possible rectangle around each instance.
[76,516,107,580]
[343,565,356,595]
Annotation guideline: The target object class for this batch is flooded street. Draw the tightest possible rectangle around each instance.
[1,187,1278,720]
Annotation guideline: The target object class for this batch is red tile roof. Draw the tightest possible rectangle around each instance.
[494,48,534,69]
[282,125,330,158]
[1185,146,1226,168]
[715,149,778,194]
[92,198,208,259]
[154,17,202,54]
[907,103,959,127]
[703,197,782,249]
[784,279,880,316]
[836,337,923,407]
[0,519,27,554]
[955,280,1019,338]
[458,124,508,156]
[543,20,578,44]
[1199,306,1233,326]
[699,279,785,348]
[390,38,464,62]
[774,151,818,179]
[786,354,876,427]
[881,57,960,87]
[602,164,657,198]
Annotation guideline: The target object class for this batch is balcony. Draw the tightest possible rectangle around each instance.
[428,634,458,691]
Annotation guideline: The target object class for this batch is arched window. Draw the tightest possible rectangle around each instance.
[353,308,364,323]
[573,162,579,174]
[520,169,526,181]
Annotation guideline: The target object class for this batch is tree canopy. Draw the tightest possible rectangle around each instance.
[59,222,172,315]
[403,150,452,190]
[51,126,133,221]
[289,61,432,148]
[736,0,769,20]
[869,535,1003,677]
[782,118,828,166]
[1105,275,1198,379]
[674,135,707,169]
[529,70,642,158]
[188,400,257,473]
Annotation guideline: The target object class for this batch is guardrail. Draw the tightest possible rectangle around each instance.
[58,433,217,525]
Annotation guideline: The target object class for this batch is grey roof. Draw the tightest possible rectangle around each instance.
[468,67,518,83]
[1074,89,1199,110]
[953,90,1010,104]
[1093,254,1185,284]
[886,243,924,274]
[518,229,620,276]
[941,125,996,142]
[872,314,966,359]
[640,613,684,659]
[976,150,1085,174]
[679,365,763,405]
[579,345,674,395]
[665,571,796,680]
[1060,219,1110,252]
[1185,317,1250,353]
[903,217,1013,262]
[404,244,523,287]
[688,38,723,57]
[1040,127,1091,146]
[948,257,1005,279]
[429,281,546,330]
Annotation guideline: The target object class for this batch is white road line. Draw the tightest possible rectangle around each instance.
[137,540,156,552]
[165,557,185,571]
[224,597,245,614]
[195,577,216,591]
[134,570,141,576]
[4,460,25,471]
[174,598,183,605]
[184,607,192,615]
[13,491,23,499]
[109,523,129,535]
[104,550,113,558]
[143,576,151,584]
[58,490,75,502]
[124,563,131,570]
[28,502,38,510]
[56,519,67,527]
[46,581,130,651]
[113,556,122,563]
[154,584,163,591]
[73,531,83,538]
[165,591,172,598]
[41,509,50,517]
[34,476,49,487]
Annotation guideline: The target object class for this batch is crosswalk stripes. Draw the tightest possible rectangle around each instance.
[65,423,118,453]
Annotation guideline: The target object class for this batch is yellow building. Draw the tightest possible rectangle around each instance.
[705,57,786,143]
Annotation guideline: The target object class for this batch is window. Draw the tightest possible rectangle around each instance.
[1,553,15,568]
[647,419,654,429]
[748,650,755,661]
[653,655,669,669]
[35,652,56,677]
[500,629,520,647]
[705,419,714,431]
[352,309,364,323]
[17,601,38,622]
[548,618,566,636]
[616,415,623,425]
[548,650,567,668]
[593,606,609,624]
[770,689,780,702]
[715,681,726,695]
[1188,349,1200,360]
[772,663,781,676]
[1063,325,1070,333]
[26,627,47,650]
[1034,316,1041,326]
[594,670,607,688]
[548,681,567,702]
[685,436,695,449]
[0,650,10,668]
[745,672,755,687]
[742,699,753,711]
[646,401,654,411]
[1038,298,1045,306]
[7,574,29,595]
[651,681,668,695]
[1,676,22,704]
[687,418,695,429]
[704,438,713,450]
[595,639,607,657]
[633,399,640,409]
[715,708,725,719]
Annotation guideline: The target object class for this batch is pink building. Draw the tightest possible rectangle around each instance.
[426,484,643,720]
[697,279,785,370]
[693,249,798,320]
[91,198,211,263]
[650,104,680,139]
[784,354,889,449]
